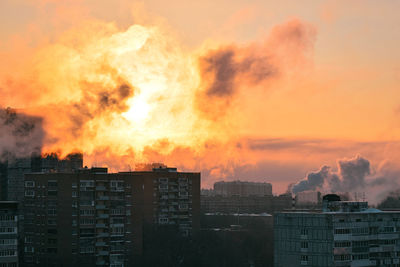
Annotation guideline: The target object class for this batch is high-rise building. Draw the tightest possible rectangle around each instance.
[5,153,83,202]
[214,181,272,197]
[22,166,200,266]
[0,201,19,267]
[274,194,400,267]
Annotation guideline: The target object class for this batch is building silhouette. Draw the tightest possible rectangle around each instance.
[21,166,200,266]
[214,181,272,197]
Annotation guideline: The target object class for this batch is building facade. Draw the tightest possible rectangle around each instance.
[0,201,18,267]
[275,195,400,267]
[201,194,292,214]
[5,153,83,202]
[214,181,272,197]
[22,167,200,266]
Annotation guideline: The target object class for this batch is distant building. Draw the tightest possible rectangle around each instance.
[22,166,200,266]
[202,212,273,230]
[295,191,321,208]
[201,194,292,214]
[274,194,400,267]
[0,201,18,267]
[201,212,274,267]
[214,181,272,197]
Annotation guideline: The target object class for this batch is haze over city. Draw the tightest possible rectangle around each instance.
[1,0,400,202]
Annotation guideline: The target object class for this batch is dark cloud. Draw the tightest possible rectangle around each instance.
[199,47,276,98]
[64,82,134,137]
[196,19,316,118]
[0,107,44,160]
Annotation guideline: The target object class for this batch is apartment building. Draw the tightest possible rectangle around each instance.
[274,194,400,267]
[0,201,18,267]
[214,181,272,197]
[22,166,200,266]
[5,153,83,202]
[201,194,292,214]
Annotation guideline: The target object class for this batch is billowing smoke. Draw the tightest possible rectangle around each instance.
[338,156,370,191]
[291,155,371,194]
[197,18,316,118]
[291,165,335,194]
[0,107,44,160]
[288,156,400,204]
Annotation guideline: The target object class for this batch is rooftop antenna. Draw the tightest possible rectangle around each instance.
[362,192,366,202]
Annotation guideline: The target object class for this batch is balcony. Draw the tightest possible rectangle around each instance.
[97,251,109,256]
[96,186,106,191]
[97,233,109,238]
[96,205,107,210]
[95,242,107,247]
[96,223,107,228]
[96,260,107,266]
[97,214,109,219]
[97,196,109,201]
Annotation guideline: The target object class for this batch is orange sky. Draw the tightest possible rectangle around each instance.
[1,0,400,197]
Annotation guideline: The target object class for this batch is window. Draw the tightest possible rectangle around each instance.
[382,226,395,233]
[159,184,168,189]
[25,190,35,197]
[47,248,57,254]
[80,180,94,188]
[111,227,124,235]
[47,200,57,207]
[159,178,168,183]
[0,239,17,245]
[352,254,368,260]
[24,247,34,253]
[48,181,57,187]
[0,228,16,233]
[301,242,308,249]
[72,191,77,197]
[79,246,95,254]
[334,228,350,235]
[179,204,188,210]
[25,181,35,187]
[47,190,57,196]
[111,209,124,215]
[300,229,308,236]
[80,218,95,225]
[334,254,351,261]
[335,241,351,247]
[47,209,57,216]
[352,227,369,235]
[48,238,57,245]
[179,191,188,197]
[111,180,124,192]
[111,217,124,224]
[0,215,15,221]
[159,218,169,224]
[300,255,308,261]
[47,229,57,234]
[80,209,95,216]
[79,200,94,206]
[47,219,57,225]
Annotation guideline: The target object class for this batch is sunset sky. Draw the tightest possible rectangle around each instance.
[1,0,400,201]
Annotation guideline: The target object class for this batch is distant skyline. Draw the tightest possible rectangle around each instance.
[1,0,400,199]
